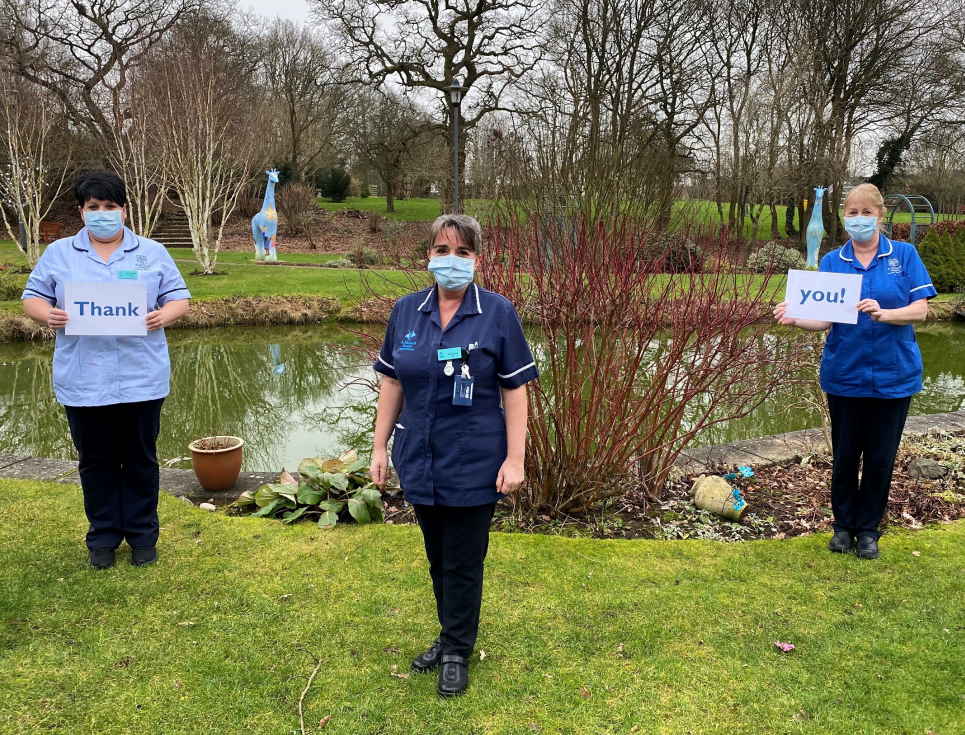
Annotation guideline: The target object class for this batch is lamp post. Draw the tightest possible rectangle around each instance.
[445,77,463,213]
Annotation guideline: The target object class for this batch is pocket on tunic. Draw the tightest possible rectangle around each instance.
[458,430,507,489]
[879,275,911,309]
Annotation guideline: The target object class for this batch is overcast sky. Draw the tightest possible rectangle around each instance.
[242,0,312,23]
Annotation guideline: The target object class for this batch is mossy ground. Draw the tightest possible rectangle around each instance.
[1,479,963,734]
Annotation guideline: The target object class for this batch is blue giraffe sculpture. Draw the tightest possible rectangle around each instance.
[805,186,827,268]
[252,170,280,262]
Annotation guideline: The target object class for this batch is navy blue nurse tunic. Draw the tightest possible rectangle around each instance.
[818,236,937,398]
[373,284,539,506]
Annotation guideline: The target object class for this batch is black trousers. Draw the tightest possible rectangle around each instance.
[826,393,911,540]
[413,502,496,658]
[64,398,165,551]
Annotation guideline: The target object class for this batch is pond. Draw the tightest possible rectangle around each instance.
[1,322,963,472]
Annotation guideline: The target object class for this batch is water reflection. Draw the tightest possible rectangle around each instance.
[0,321,962,471]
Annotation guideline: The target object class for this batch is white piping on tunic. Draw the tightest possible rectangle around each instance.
[377,355,395,370]
[474,284,482,313]
[498,362,536,380]
[910,283,933,293]
[418,289,434,310]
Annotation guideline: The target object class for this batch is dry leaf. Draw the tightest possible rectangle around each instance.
[631,727,639,733]
[389,664,410,680]
[479,650,487,660]
[279,469,297,486]
[528,723,540,732]
[912,551,921,557]
[279,594,293,600]
[793,709,806,722]
[318,715,331,728]
[581,687,590,698]
[178,622,194,627]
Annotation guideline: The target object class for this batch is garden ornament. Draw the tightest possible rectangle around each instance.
[806,187,827,269]
[690,474,750,521]
[252,169,280,263]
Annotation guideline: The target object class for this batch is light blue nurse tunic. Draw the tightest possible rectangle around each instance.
[21,227,191,407]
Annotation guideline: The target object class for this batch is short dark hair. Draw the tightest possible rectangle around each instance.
[429,214,483,254]
[75,171,127,208]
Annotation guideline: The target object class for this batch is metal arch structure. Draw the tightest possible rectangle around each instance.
[882,193,935,246]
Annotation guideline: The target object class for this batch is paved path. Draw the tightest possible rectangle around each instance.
[3,410,963,505]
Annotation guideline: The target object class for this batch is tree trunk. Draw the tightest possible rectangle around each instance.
[770,203,780,240]
[386,180,395,213]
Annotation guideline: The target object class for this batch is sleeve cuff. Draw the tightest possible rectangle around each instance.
[157,288,191,306]
[497,362,539,389]
[21,288,56,305]
[374,355,398,381]
[909,284,938,300]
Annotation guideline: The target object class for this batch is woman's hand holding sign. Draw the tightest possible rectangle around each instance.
[46,308,69,329]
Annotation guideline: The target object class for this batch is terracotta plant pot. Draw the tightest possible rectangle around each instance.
[189,436,245,493]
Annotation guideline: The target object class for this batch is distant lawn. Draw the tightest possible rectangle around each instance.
[314,196,493,222]
[0,477,963,734]
[165,248,345,266]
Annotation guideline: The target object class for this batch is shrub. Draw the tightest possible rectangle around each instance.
[890,222,911,241]
[324,257,355,269]
[316,166,352,202]
[663,239,703,273]
[235,451,387,528]
[349,246,379,267]
[747,241,806,273]
[918,226,965,293]
[276,182,317,236]
[351,218,805,516]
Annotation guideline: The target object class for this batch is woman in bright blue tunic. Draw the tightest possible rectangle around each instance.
[21,171,191,570]
[370,214,538,696]
[774,183,936,560]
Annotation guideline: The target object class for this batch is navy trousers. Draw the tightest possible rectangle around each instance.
[64,398,165,551]
[413,502,496,658]
[826,393,911,540]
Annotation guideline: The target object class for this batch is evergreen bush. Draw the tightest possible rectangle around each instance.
[918,226,965,293]
[747,241,806,273]
[316,166,352,202]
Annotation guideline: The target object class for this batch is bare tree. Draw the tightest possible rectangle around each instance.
[259,20,345,179]
[0,74,73,265]
[316,0,544,209]
[350,88,432,212]
[142,13,265,273]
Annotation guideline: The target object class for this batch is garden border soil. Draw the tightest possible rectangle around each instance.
[3,410,963,541]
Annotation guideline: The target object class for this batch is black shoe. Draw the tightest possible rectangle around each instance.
[411,638,443,673]
[828,530,854,553]
[131,546,158,567]
[855,537,879,560]
[89,548,115,569]
[437,654,469,697]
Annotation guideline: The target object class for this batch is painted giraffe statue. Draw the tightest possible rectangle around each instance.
[805,186,827,269]
[252,169,280,262]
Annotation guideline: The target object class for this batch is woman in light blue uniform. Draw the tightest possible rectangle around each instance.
[370,214,538,696]
[774,183,936,559]
[22,171,191,570]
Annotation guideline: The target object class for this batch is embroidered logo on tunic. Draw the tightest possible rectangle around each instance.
[400,330,417,351]
[887,257,902,275]
[135,254,151,271]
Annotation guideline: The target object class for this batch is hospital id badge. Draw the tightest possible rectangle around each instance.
[453,375,474,406]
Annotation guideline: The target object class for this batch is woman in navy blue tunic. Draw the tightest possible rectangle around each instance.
[774,183,936,559]
[371,214,539,696]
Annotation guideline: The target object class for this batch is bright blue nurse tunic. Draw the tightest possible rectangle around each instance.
[818,236,936,398]
[374,284,539,506]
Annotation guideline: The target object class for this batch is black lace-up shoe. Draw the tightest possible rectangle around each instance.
[437,654,469,696]
[89,548,115,569]
[411,638,443,673]
[855,537,879,560]
[131,546,158,567]
[828,530,854,553]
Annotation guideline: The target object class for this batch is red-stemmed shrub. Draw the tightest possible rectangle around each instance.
[348,216,805,516]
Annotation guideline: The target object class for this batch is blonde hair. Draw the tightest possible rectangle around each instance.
[843,183,886,216]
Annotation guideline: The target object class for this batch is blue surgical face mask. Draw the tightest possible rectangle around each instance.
[428,254,475,291]
[843,215,879,243]
[83,209,124,239]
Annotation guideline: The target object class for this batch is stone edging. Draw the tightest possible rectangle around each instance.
[2,410,963,506]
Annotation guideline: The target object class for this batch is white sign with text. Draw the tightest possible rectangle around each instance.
[64,282,148,336]
[784,270,863,324]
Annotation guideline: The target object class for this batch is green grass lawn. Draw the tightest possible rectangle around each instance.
[0,479,962,734]
[314,196,492,222]
[165,248,346,266]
